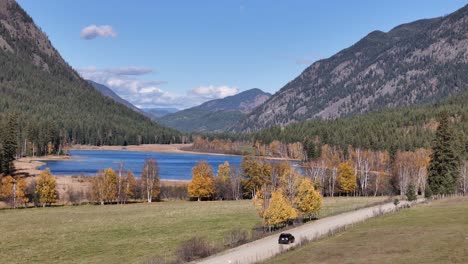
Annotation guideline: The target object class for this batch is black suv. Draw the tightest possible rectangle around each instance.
[278,233,295,244]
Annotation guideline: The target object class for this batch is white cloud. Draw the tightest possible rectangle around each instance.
[189,85,238,100]
[107,67,153,76]
[78,66,238,109]
[80,25,117,40]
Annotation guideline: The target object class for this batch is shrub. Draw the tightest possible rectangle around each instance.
[176,236,215,262]
[406,184,417,201]
[224,229,249,248]
[425,184,433,198]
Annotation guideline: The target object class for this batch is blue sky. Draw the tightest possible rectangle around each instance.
[18,0,466,109]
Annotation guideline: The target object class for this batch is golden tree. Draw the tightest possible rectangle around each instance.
[123,170,136,203]
[188,161,215,201]
[338,161,357,195]
[215,161,230,200]
[263,190,297,229]
[253,188,269,218]
[217,161,230,181]
[92,168,117,205]
[241,156,271,197]
[36,169,58,207]
[295,177,322,220]
[103,168,118,203]
[0,176,29,208]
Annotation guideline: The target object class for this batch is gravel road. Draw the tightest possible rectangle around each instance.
[196,200,420,264]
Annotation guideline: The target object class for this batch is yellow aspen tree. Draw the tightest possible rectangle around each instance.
[123,170,136,203]
[295,177,322,220]
[263,190,297,229]
[215,161,230,200]
[102,168,118,203]
[36,169,58,207]
[16,178,29,206]
[0,176,28,208]
[188,161,215,201]
[338,161,357,195]
[92,172,105,205]
[253,188,268,218]
[0,176,14,200]
[218,161,230,181]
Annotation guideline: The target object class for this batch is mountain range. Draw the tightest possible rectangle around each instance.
[235,4,468,132]
[142,108,179,118]
[158,88,271,132]
[87,80,143,114]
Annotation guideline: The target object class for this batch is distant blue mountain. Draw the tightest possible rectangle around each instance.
[142,108,179,118]
[158,88,271,132]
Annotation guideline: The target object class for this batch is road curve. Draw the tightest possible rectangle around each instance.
[196,200,421,264]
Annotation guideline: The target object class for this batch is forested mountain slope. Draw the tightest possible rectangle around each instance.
[235,4,468,132]
[0,0,181,156]
[159,88,271,132]
[251,91,468,153]
[143,108,179,119]
[87,80,143,114]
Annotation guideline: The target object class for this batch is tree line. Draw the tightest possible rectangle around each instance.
[186,159,322,230]
[0,169,57,208]
[91,159,162,205]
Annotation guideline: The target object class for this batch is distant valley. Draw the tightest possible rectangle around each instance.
[157,88,271,132]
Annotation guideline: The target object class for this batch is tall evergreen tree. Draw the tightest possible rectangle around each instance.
[427,112,460,195]
[1,115,18,175]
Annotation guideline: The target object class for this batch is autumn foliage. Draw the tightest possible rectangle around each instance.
[188,161,215,201]
[338,161,357,194]
[0,176,28,207]
[36,169,58,207]
[295,177,322,220]
[92,168,118,205]
[262,190,297,227]
[252,160,323,228]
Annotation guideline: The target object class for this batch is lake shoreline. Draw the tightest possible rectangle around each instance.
[14,144,298,180]
[14,155,189,186]
[71,143,239,157]
[71,144,299,161]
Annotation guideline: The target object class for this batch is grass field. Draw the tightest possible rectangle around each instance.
[0,197,388,264]
[267,196,468,264]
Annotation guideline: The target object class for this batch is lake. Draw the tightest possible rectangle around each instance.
[39,150,244,180]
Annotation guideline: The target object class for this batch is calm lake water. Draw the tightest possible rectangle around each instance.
[39,150,244,180]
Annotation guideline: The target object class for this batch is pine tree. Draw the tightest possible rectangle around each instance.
[427,112,460,195]
[1,115,18,175]
[406,184,417,201]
